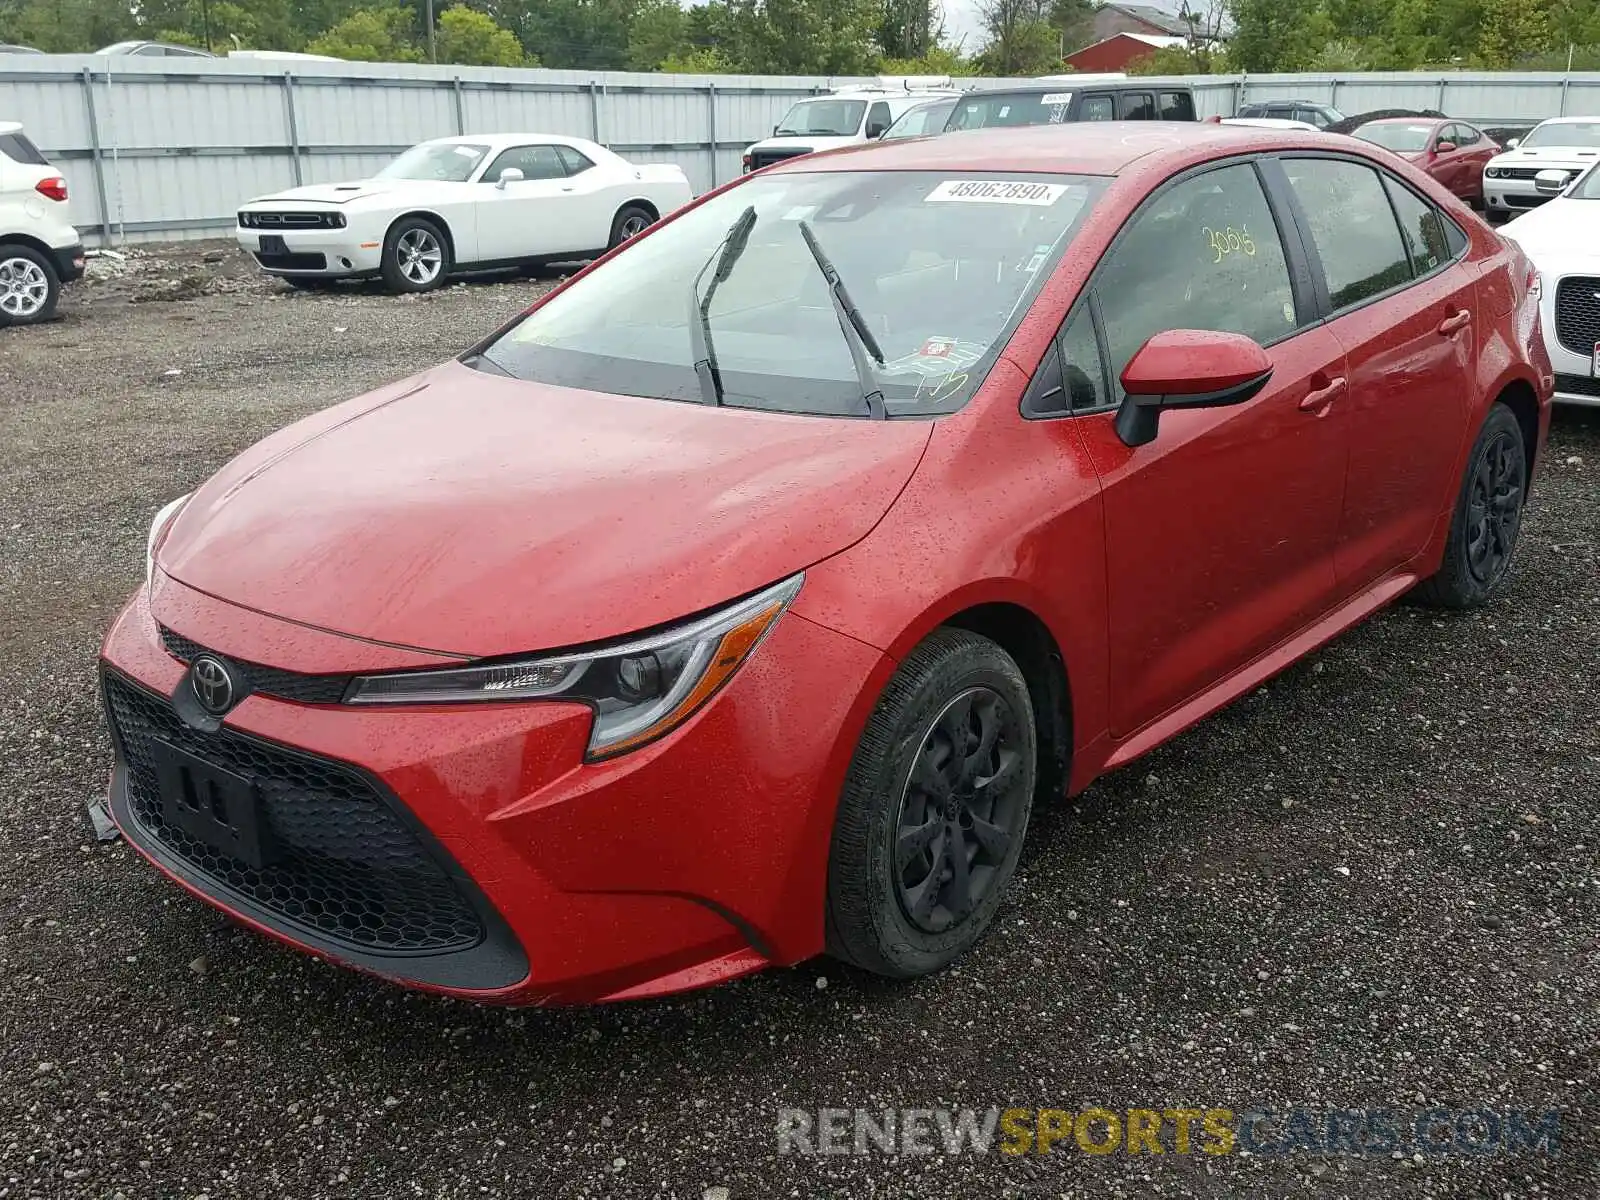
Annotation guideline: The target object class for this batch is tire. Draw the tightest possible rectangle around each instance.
[1413,403,1527,609]
[608,204,655,250]
[0,244,60,327]
[826,628,1037,979]
[380,216,450,293]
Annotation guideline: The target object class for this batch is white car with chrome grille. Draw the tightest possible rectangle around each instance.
[235,133,693,293]
[1501,161,1600,406]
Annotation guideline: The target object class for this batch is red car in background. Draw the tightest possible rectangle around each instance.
[101,124,1551,1006]
[1353,117,1500,205]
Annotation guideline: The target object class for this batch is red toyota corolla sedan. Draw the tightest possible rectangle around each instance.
[100,124,1552,1005]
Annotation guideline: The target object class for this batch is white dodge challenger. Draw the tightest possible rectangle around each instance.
[235,133,694,292]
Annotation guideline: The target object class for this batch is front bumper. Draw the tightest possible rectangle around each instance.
[234,224,381,278]
[1484,172,1580,213]
[51,241,85,283]
[1535,274,1600,407]
[100,577,887,1004]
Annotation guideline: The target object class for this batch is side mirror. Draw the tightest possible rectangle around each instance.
[1535,167,1570,194]
[865,121,888,139]
[1506,137,1520,149]
[496,167,524,189]
[1435,140,1457,154]
[1114,330,1274,448]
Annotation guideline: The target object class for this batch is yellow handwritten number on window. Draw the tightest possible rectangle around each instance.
[1204,225,1257,264]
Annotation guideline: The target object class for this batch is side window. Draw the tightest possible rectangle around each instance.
[1294,108,1321,127]
[866,101,892,137]
[555,145,593,175]
[483,144,566,182]
[1023,309,1107,417]
[1455,124,1481,145]
[1383,176,1450,275]
[1094,163,1298,385]
[1081,95,1115,122]
[1238,104,1264,118]
[1284,158,1413,310]
[1119,91,1155,120]
[1159,92,1194,121]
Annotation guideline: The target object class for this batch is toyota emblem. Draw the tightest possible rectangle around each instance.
[189,655,237,715]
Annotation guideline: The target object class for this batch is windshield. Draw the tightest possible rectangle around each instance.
[474,170,1108,418]
[947,91,1075,131]
[377,142,489,182]
[775,100,867,137]
[1520,121,1600,149]
[882,99,957,140]
[1355,122,1435,152]
[1567,164,1600,198]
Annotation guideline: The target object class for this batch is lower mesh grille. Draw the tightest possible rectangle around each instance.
[104,671,484,955]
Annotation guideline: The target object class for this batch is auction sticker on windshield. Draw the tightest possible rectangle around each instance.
[926,180,1070,205]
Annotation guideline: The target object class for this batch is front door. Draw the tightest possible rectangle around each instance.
[474,144,587,261]
[1279,156,1477,590]
[1074,160,1350,737]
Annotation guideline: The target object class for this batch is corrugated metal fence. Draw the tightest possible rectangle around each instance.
[3,57,1600,245]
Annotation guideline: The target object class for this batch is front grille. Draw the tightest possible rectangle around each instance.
[1495,167,1548,181]
[749,146,812,170]
[1505,194,1551,209]
[104,671,484,955]
[1554,372,1600,398]
[239,210,345,229]
[253,250,328,271]
[1554,276,1600,356]
[159,626,351,705]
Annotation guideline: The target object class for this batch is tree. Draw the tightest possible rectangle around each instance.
[1477,0,1552,67]
[307,5,424,60]
[720,0,882,75]
[1129,42,1221,73]
[626,0,687,69]
[1225,0,1328,72]
[879,0,935,60]
[1307,37,1374,70]
[1048,0,1094,54]
[435,3,528,64]
[974,0,1062,74]
[879,44,977,75]
[493,0,639,70]
[659,45,731,71]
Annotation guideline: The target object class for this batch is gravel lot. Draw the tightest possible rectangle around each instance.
[1,242,1596,1200]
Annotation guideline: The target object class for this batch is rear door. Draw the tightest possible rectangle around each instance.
[1071,159,1350,737]
[1278,155,1477,591]
[1117,89,1156,120]
[1079,93,1116,122]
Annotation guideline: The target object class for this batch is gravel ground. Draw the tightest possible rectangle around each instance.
[1,241,1597,1200]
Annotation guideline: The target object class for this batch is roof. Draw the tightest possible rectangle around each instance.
[1535,116,1600,125]
[773,121,1329,179]
[1105,3,1198,35]
[0,121,20,135]
[1358,116,1448,127]
[1124,32,1188,47]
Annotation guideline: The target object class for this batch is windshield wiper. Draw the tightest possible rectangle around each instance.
[686,205,757,407]
[796,219,887,419]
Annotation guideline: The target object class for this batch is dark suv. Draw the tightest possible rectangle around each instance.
[1236,101,1344,129]
[943,81,1196,132]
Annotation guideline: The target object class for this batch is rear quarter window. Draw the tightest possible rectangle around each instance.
[0,132,48,166]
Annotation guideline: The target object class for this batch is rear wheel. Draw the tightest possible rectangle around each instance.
[607,205,655,250]
[826,629,1036,979]
[0,244,60,326]
[1414,403,1527,608]
[380,217,450,293]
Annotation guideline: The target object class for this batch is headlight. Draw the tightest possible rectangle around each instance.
[1486,166,1501,179]
[347,574,804,759]
[146,494,190,588]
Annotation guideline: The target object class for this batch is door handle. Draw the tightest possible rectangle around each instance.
[1437,309,1472,336]
[1299,375,1346,413]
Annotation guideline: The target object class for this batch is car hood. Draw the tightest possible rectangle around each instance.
[157,361,932,657]
[1490,147,1600,170]
[1500,198,1600,260]
[745,135,857,154]
[240,180,439,206]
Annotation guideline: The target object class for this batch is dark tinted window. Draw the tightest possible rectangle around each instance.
[555,145,593,175]
[948,91,1075,130]
[1383,177,1449,275]
[1119,91,1155,120]
[866,101,892,137]
[1081,95,1115,122]
[1095,163,1297,383]
[483,144,566,181]
[1061,308,1108,411]
[1159,91,1195,121]
[1284,158,1412,310]
[1238,104,1266,118]
[0,132,48,166]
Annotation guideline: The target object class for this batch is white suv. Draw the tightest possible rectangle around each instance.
[0,121,83,326]
[742,78,961,174]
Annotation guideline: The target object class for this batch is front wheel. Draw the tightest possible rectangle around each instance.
[1414,402,1527,608]
[826,629,1037,980]
[380,217,450,293]
[0,244,61,326]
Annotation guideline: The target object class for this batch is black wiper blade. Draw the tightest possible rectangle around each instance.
[796,219,887,419]
[686,205,757,407]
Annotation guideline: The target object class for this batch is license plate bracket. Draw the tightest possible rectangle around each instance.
[153,741,277,870]
[258,234,288,256]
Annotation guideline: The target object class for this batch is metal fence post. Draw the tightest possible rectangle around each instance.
[707,81,718,189]
[1235,71,1246,115]
[589,80,604,146]
[1560,72,1572,116]
[282,72,303,186]
[1329,77,1340,109]
[453,76,465,134]
[1436,76,1447,112]
[79,67,111,247]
